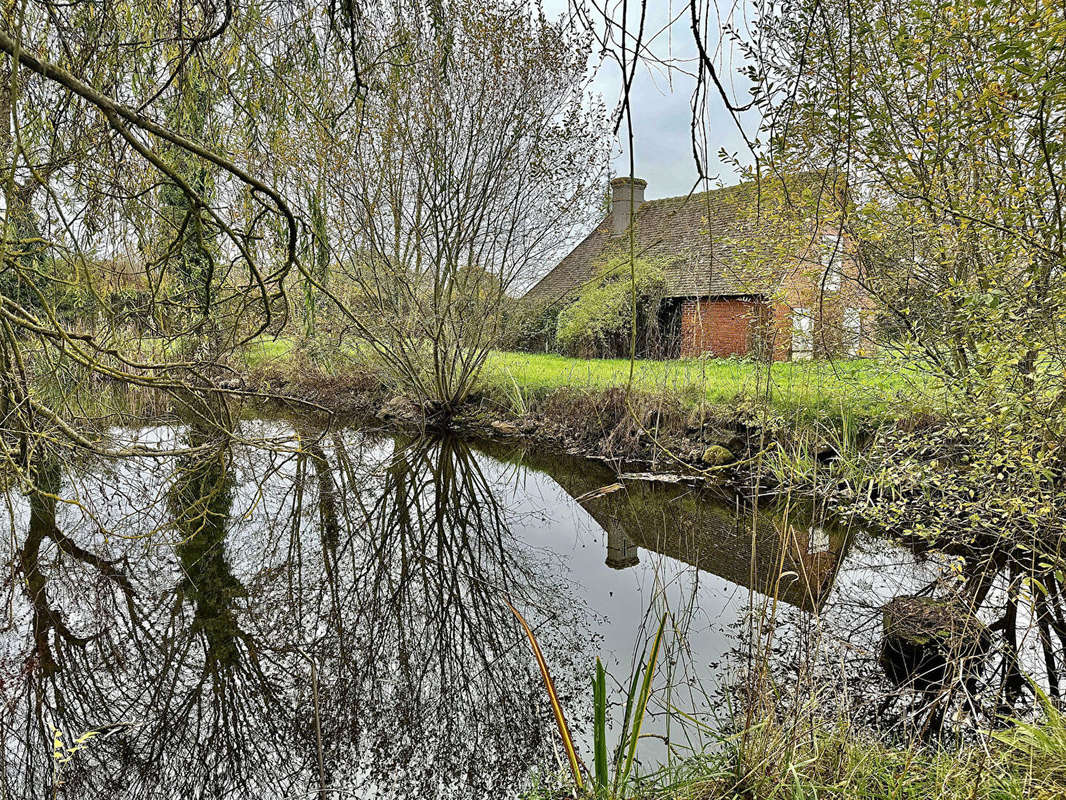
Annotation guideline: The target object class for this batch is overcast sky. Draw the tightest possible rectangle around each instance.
[545,1,758,200]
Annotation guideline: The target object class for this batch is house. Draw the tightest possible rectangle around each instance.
[524,175,875,360]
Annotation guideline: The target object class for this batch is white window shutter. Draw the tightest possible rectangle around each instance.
[792,308,813,360]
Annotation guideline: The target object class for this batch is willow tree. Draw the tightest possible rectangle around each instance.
[0,0,447,476]
[324,1,608,416]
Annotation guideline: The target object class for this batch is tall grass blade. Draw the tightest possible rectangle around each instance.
[993,682,1066,785]
[574,483,624,504]
[614,613,668,794]
[612,660,643,791]
[507,600,585,791]
[507,371,527,415]
[593,657,608,794]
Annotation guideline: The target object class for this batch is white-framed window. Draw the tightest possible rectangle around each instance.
[821,234,841,291]
[843,307,862,357]
[792,307,813,360]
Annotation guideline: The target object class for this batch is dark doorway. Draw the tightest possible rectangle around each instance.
[655,298,683,359]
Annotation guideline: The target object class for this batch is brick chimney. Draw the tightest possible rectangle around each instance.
[610,176,647,236]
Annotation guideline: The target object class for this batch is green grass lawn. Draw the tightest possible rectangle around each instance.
[481,351,931,421]
[241,335,931,422]
[242,336,298,368]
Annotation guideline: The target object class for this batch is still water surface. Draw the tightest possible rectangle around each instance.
[1,420,939,798]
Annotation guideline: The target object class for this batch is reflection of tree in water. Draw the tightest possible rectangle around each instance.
[2,452,139,796]
[171,425,244,669]
[2,431,310,797]
[889,546,1066,731]
[155,418,296,795]
[310,433,569,798]
[0,426,577,798]
[763,526,1066,739]
[17,456,135,677]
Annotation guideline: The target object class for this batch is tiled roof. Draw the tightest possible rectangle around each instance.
[525,176,831,304]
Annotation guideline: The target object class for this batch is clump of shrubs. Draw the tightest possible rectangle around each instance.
[554,254,666,357]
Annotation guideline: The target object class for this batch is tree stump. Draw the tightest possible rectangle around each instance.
[880,595,991,690]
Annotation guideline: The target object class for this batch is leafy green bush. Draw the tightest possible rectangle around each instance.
[499,298,560,353]
[555,254,666,358]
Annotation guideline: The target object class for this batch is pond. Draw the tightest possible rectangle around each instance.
[0,418,1033,798]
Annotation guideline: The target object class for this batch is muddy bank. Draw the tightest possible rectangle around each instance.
[244,366,828,489]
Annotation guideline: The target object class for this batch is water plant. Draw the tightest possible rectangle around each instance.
[509,601,668,798]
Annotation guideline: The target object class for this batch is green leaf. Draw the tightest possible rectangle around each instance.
[615,613,668,794]
[593,658,608,794]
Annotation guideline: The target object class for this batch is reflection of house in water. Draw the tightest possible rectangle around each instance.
[473,438,849,612]
[585,484,847,612]
[605,526,640,569]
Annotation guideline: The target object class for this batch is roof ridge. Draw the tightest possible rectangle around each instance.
[638,181,749,208]
[638,169,841,208]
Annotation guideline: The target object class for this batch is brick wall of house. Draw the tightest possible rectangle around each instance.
[771,227,879,360]
[770,301,793,361]
[677,292,877,361]
[673,227,879,361]
[680,298,760,358]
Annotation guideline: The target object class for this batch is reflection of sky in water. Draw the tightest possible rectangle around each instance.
[0,420,1034,798]
[493,455,758,759]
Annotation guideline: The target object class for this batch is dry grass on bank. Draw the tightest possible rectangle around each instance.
[660,714,1066,800]
[523,708,1066,800]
